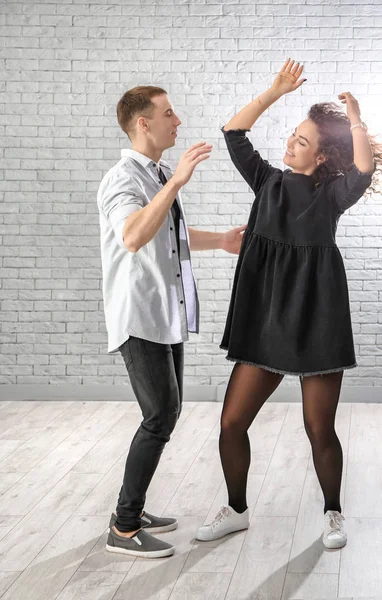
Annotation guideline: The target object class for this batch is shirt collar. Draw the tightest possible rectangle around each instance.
[121,148,170,173]
[121,148,156,169]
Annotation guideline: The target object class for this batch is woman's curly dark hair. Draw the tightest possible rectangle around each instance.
[308,102,382,196]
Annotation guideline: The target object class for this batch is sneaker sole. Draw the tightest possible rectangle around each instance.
[143,522,178,534]
[323,537,347,549]
[196,524,249,542]
[105,544,175,558]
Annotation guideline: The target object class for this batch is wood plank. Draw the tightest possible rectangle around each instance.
[71,404,141,474]
[182,474,264,576]
[68,402,131,442]
[0,401,101,445]
[0,516,107,600]
[345,404,382,518]
[254,438,310,518]
[0,402,42,435]
[112,517,202,600]
[0,472,101,571]
[347,404,382,464]
[248,404,289,476]
[0,439,96,516]
[77,530,136,574]
[163,438,224,518]
[55,571,125,600]
[225,516,296,600]
[75,455,184,519]
[0,572,21,597]
[0,516,23,543]
[281,573,338,599]
[338,517,382,598]
[0,426,92,474]
[344,461,382,518]
[0,472,24,496]
[168,573,232,600]
[156,403,221,475]
[287,470,340,575]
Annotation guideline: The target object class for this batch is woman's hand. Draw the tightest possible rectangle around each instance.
[270,58,306,96]
[338,92,361,125]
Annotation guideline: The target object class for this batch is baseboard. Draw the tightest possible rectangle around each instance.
[0,384,381,403]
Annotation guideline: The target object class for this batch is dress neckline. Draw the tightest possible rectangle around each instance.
[284,169,313,179]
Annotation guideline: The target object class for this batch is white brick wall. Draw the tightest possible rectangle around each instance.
[1,0,382,388]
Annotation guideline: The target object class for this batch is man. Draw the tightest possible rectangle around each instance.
[97,85,245,558]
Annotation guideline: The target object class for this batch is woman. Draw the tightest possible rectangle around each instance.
[196,59,381,549]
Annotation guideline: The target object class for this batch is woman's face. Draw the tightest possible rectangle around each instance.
[284,119,327,175]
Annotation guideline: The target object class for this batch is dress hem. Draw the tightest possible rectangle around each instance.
[220,347,357,377]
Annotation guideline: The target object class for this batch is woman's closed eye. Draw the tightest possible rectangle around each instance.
[292,132,306,146]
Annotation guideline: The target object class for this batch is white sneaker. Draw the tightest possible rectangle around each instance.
[323,510,347,549]
[196,506,249,541]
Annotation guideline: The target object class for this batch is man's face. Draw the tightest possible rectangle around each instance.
[138,94,182,151]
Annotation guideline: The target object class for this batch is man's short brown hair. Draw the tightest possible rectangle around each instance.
[117,85,167,138]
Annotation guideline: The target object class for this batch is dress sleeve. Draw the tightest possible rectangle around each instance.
[100,169,145,248]
[327,162,375,214]
[222,127,280,195]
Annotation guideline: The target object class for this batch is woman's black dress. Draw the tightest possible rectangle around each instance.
[220,128,374,376]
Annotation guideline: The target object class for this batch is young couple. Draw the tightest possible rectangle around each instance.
[98,58,379,559]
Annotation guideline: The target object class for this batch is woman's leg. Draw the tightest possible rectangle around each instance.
[300,371,344,513]
[220,363,284,513]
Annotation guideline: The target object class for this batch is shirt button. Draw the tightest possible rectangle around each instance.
[170,227,173,231]
[180,300,184,304]
[172,250,176,254]
[177,274,180,277]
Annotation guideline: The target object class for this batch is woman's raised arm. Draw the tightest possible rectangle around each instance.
[223,58,306,132]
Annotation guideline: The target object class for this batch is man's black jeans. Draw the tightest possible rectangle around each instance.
[115,335,184,532]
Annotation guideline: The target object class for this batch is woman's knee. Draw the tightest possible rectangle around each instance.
[220,414,248,437]
[304,419,337,447]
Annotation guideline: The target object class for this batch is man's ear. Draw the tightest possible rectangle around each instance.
[136,116,149,134]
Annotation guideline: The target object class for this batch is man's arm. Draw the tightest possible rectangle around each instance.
[188,225,247,254]
[124,178,181,253]
[187,227,223,251]
[123,142,212,253]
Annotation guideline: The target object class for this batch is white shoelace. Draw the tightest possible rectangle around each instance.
[325,511,345,535]
[209,506,230,529]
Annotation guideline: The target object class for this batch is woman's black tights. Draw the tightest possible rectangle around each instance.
[219,363,343,514]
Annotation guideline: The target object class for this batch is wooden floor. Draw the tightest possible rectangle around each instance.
[0,400,381,600]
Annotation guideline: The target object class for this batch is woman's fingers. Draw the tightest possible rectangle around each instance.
[281,58,291,72]
[281,58,304,79]
[338,92,358,105]
[291,61,301,75]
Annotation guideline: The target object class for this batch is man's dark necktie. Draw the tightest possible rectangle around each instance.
[158,167,181,256]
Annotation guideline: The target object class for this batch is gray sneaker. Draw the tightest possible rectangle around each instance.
[106,527,175,558]
[109,511,178,534]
